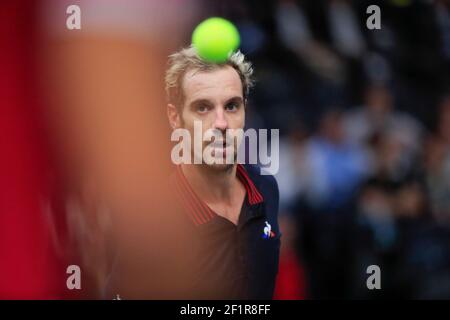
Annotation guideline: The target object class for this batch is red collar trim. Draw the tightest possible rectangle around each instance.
[173,165,264,226]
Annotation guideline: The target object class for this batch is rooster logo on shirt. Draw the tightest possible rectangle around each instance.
[263,221,276,239]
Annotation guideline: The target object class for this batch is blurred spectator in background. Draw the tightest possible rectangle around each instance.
[425,94,450,225]
[352,178,450,299]
[303,109,371,210]
[435,0,450,63]
[344,84,423,157]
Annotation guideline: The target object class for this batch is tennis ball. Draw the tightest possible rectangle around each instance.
[192,17,240,63]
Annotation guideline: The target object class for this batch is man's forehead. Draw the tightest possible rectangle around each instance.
[182,66,243,103]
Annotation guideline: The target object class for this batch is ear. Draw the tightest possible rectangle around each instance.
[167,103,182,129]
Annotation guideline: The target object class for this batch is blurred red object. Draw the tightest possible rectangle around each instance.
[273,249,306,300]
[0,0,68,299]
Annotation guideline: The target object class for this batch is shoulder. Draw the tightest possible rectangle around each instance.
[243,164,279,210]
[244,164,278,189]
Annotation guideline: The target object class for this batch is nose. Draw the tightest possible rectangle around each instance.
[213,108,228,132]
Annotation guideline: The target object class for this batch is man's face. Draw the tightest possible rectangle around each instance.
[169,66,245,170]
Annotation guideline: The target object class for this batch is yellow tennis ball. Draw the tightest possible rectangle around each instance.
[192,17,240,63]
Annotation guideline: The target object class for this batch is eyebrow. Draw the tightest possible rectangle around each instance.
[189,96,244,108]
[225,96,244,105]
[189,99,214,109]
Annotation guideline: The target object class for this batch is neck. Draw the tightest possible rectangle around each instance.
[181,164,238,204]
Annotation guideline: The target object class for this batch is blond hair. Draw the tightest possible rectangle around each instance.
[165,45,254,107]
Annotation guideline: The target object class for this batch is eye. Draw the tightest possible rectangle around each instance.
[196,104,210,114]
[225,101,240,112]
